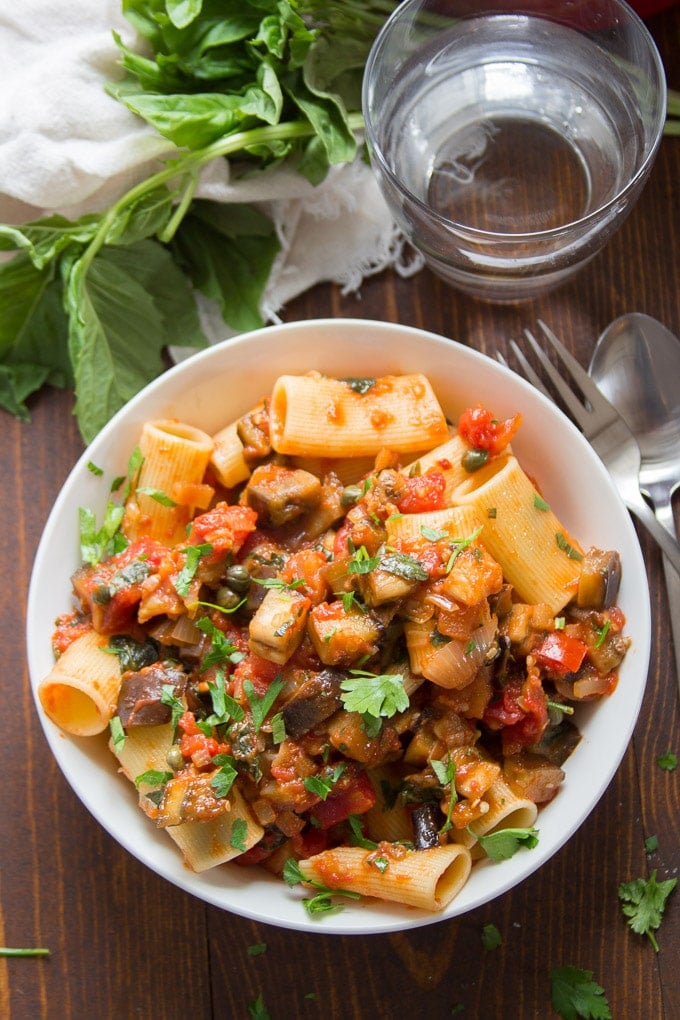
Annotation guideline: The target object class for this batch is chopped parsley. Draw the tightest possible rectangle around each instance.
[175,542,213,598]
[340,376,377,394]
[550,965,611,1020]
[136,486,177,507]
[160,685,185,731]
[244,677,285,733]
[379,549,429,582]
[78,502,126,566]
[252,576,305,591]
[656,749,678,771]
[556,533,583,560]
[109,716,126,754]
[247,942,267,957]
[533,493,550,511]
[340,669,409,721]
[481,923,502,950]
[474,826,539,862]
[445,526,483,573]
[347,543,380,576]
[211,754,238,798]
[303,764,346,801]
[431,755,457,834]
[134,768,173,789]
[230,817,248,852]
[283,858,361,916]
[618,870,677,951]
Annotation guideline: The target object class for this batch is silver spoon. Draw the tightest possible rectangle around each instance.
[589,312,680,689]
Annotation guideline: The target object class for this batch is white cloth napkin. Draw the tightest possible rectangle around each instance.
[0,1,421,341]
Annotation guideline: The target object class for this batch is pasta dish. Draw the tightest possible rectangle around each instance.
[38,371,630,914]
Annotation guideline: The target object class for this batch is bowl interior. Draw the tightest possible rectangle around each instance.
[26,318,651,934]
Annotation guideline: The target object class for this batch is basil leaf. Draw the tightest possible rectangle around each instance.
[66,240,205,441]
[171,201,280,333]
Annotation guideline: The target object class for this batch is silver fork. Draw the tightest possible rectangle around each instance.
[500,320,680,575]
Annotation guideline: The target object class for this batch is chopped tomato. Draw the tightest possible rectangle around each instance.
[483,677,526,729]
[188,503,258,562]
[231,652,282,701]
[458,404,522,457]
[291,827,330,859]
[178,711,229,767]
[534,631,588,676]
[309,769,376,830]
[71,537,169,634]
[397,471,446,514]
[280,548,329,605]
[483,672,549,753]
[51,612,91,655]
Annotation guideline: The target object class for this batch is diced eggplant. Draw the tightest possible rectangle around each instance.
[248,587,310,664]
[237,400,272,464]
[576,548,622,610]
[281,669,344,739]
[156,769,229,826]
[117,661,187,727]
[244,464,322,527]
[411,801,442,849]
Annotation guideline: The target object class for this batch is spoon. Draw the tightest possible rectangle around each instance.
[589,312,680,689]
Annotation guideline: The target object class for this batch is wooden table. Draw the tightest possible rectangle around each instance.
[2,8,678,1018]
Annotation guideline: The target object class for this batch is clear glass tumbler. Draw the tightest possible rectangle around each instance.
[362,0,667,301]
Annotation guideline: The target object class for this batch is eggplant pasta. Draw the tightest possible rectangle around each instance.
[39,372,630,913]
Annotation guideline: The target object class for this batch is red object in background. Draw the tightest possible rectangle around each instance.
[631,0,678,14]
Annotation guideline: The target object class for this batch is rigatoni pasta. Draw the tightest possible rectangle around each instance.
[40,370,630,916]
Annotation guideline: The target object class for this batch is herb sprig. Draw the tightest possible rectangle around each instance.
[0,0,397,442]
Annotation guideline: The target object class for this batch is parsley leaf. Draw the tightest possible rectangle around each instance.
[347,543,380,576]
[78,502,125,566]
[474,826,539,862]
[431,755,457,834]
[230,817,248,852]
[135,768,173,789]
[550,965,611,1020]
[175,542,212,598]
[282,858,361,917]
[618,870,677,951]
[248,994,271,1020]
[244,677,285,734]
[211,753,238,799]
[340,669,409,720]
[481,923,502,950]
[160,685,185,731]
[303,764,346,801]
[656,749,678,771]
[379,549,429,582]
[109,716,126,754]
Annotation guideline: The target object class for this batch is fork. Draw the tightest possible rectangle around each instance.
[500,320,680,576]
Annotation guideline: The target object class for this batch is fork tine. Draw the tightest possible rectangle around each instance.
[505,341,553,401]
[522,327,590,422]
[535,319,612,413]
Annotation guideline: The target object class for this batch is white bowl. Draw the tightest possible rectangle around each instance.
[26,318,651,934]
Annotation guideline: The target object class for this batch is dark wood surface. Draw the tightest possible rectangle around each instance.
[2,9,679,1019]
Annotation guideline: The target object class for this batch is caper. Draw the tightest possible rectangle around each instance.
[225,563,251,592]
[341,484,363,506]
[166,745,184,771]
[462,448,489,473]
[215,585,242,610]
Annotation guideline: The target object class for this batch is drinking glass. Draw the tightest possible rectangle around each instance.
[362,0,667,301]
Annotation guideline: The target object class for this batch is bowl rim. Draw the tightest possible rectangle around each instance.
[26,317,652,934]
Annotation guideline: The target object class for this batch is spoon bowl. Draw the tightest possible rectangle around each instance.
[589,312,680,522]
